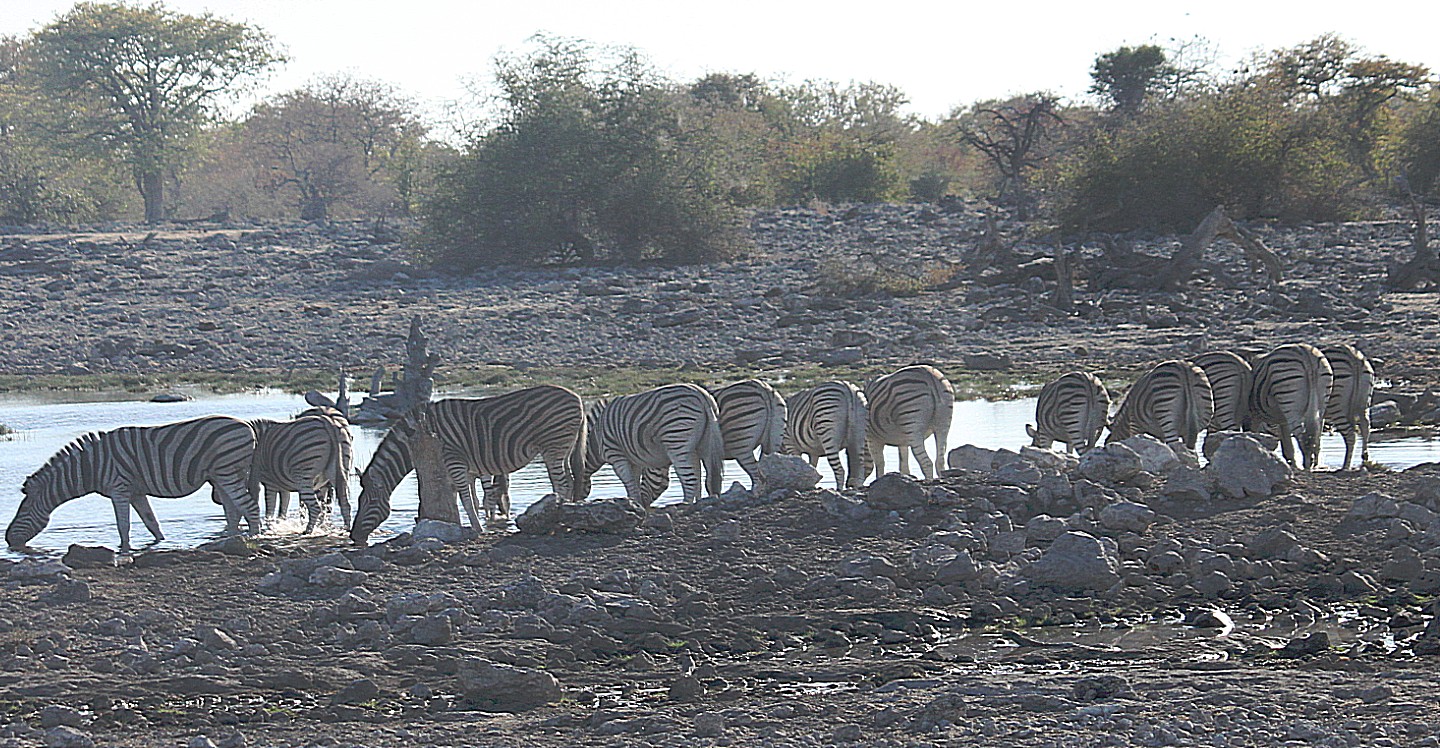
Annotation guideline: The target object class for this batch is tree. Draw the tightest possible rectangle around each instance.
[959,94,1064,217]
[243,75,427,221]
[26,2,279,222]
[1090,44,1174,114]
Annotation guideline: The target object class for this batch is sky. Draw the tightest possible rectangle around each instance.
[4,0,1440,126]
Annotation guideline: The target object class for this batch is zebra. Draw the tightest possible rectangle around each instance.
[248,406,353,533]
[711,379,787,490]
[6,415,257,552]
[783,380,869,490]
[350,385,586,544]
[864,364,954,479]
[1191,351,1253,432]
[1322,343,1375,470]
[1026,371,1110,454]
[1250,343,1334,470]
[573,383,725,506]
[1107,360,1214,451]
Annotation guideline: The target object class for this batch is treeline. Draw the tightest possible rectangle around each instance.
[2,3,1439,270]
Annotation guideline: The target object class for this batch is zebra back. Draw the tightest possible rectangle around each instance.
[1192,350,1253,431]
[1028,371,1110,453]
[248,413,349,495]
[784,380,868,457]
[1108,361,1213,449]
[712,379,787,460]
[1251,343,1334,433]
[864,364,954,447]
[1321,343,1374,429]
[580,383,723,502]
[351,385,585,542]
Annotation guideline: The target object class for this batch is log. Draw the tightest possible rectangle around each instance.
[1385,199,1439,290]
[1088,206,1283,292]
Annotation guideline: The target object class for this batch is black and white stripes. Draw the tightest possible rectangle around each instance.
[783,380,869,489]
[864,365,954,479]
[1251,343,1334,470]
[575,383,725,505]
[249,407,353,533]
[1027,371,1110,454]
[1107,360,1214,450]
[1322,343,1374,470]
[712,379,787,489]
[6,415,257,551]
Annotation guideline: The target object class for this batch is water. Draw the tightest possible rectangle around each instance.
[1,391,1437,558]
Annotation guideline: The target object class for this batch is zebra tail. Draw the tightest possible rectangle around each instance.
[761,395,786,456]
[332,431,353,529]
[568,411,590,502]
[701,412,725,498]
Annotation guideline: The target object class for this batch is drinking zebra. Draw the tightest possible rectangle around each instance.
[1191,351,1253,432]
[1026,371,1110,454]
[712,379,787,490]
[574,383,725,505]
[1322,343,1375,470]
[1250,343,1334,470]
[6,415,257,552]
[249,406,353,533]
[349,385,586,544]
[783,380,869,489]
[1107,360,1214,451]
[864,364,954,479]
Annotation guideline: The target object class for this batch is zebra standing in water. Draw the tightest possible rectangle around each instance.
[1107,360,1214,451]
[783,380,869,489]
[1191,351,1253,432]
[711,379,787,490]
[574,383,724,506]
[864,365,954,479]
[249,406,353,533]
[1250,343,1333,470]
[6,415,257,552]
[1026,371,1110,454]
[1322,343,1375,470]
[350,385,586,544]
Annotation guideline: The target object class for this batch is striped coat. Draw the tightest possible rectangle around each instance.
[249,406,353,533]
[864,365,954,479]
[6,415,257,551]
[1250,343,1333,470]
[1107,361,1214,451]
[574,383,725,505]
[1322,343,1375,470]
[783,380,869,489]
[1026,371,1110,454]
[1191,351,1253,432]
[712,379,787,490]
[350,385,586,544]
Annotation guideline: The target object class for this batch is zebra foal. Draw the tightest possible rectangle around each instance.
[712,379,787,490]
[1026,371,1110,454]
[6,415,257,551]
[1250,343,1333,471]
[1107,360,1214,451]
[350,385,586,544]
[249,406,353,532]
[783,380,868,489]
[574,383,725,506]
[864,365,954,479]
[1322,343,1374,470]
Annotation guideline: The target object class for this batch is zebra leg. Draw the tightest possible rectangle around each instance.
[868,439,886,478]
[639,468,670,506]
[672,451,703,503]
[1339,427,1356,471]
[110,496,134,552]
[130,494,165,544]
[845,447,867,489]
[1276,425,1298,468]
[610,458,644,503]
[736,451,762,491]
[457,480,483,532]
[300,488,323,533]
[827,453,846,491]
[263,488,278,518]
[1360,410,1372,466]
[912,440,936,481]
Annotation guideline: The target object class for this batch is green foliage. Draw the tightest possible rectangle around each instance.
[1090,45,1174,113]
[782,134,901,203]
[956,94,1065,217]
[814,255,957,298]
[423,37,747,269]
[1396,92,1440,196]
[908,171,951,202]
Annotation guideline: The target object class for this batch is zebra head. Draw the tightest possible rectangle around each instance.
[349,476,391,546]
[7,471,56,549]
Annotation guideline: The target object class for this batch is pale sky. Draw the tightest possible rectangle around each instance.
[4,0,1440,126]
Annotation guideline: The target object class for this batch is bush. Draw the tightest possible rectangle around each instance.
[1396,93,1440,196]
[781,134,901,204]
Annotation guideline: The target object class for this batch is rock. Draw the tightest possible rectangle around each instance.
[61,545,116,569]
[1076,443,1143,485]
[667,674,704,702]
[1185,607,1235,631]
[1207,435,1291,499]
[1098,501,1156,533]
[1191,570,1232,598]
[963,352,1011,371]
[149,392,192,403]
[655,308,703,327]
[1018,446,1078,473]
[187,737,217,748]
[332,677,380,705]
[41,580,91,604]
[196,625,238,651]
[38,705,84,728]
[457,659,562,711]
[404,613,454,646]
[1160,465,1212,502]
[1116,435,1181,474]
[1202,430,1279,460]
[1276,632,1330,658]
[9,559,71,581]
[865,473,928,510]
[1246,528,1302,560]
[947,445,999,472]
[693,711,726,738]
[1025,514,1067,544]
[195,536,255,556]
[818,346,864,365]
[515,495,646,534]
[1071,674,1131,701]
[756,453,821,492]
[1024,532,1121,592]
[411,519,468,544]
[308,567,369,588]
[818,489,878,521]
[43,726,94,748]
[1370,400,1403,429]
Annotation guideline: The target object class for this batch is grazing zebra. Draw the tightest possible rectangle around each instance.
[1191,351,1253,432]
[249,406,353,533]
[350,385,586,544]
[711,379,787,490]
[1250,343,1334,470]
[1322,343,1375,470]
[864,365,954,479]
[6,415,257,552]
[1107,360,1214,451]
[574,383,724,506]
[783,380,869,490]
[1026,371,1110,454]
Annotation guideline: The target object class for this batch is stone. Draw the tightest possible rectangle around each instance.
[332,677,380,705]
[457,659,562,711]
[195,536,255,556]
[963,352,1011,371]
[1098,501,1156,533]
[864,473,928,510]
[1024,532,1121,592]
[1276,632,1330,658]
[756,453,822,492]
[515,495,646,535]
[1202,430,1279,460]
[818,489,878,521]
[1116,435,1181,474]
[1191,570,1233,598]
[1160,465,1212,502]
[308,566,369,588]
[1369,400,1403,429]
[38,705,84,729]
[668,674,704,702]
[405,613,455,646]
[187,737,217,748]
[947,444,999,472]
[41,580,91,604]
[43,726,94,748]
[1018,446,1078,473]
[61,545,116,569]
[9,559,71,581]
[149,392,192,403]
[1207,435,1291,499]
[1025,514,1067,544]
[1076,443,1143,485]
[411,519,468,544]
[693,711,726,738]
[1247,528,1302,560]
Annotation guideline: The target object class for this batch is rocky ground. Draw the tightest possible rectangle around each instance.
[3,436,1440,747]
[1,202,1438,396]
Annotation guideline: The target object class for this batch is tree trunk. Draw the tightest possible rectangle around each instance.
[140,168,165,223]
[412,408,459,523]
[1386,200,1439,290]
[299,193,329,222]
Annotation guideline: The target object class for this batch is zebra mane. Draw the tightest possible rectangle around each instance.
[27,431,105,488]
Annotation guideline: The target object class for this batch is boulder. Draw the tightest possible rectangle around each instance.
[1370,401,1403,429]
[457,659,562,711]
[864,473,928,510]
[308,567,369,588]
[818,490,879,521]
[947,445,999,472]
[1023,532,1121,592]
[756,454,822,492]
[1115,435,1182,474]
[1098,501,1156,533]
[1207,435,1291,499]
[412,519,469,544]
[61,545,116,569]
[1160,466,1212,502]
[1348,492,1401,521]
[1076,443,1143,485]
[1018,446,1078,473]
[9,559,71,582]
[515,495,646,535]
[1202,430,1279,461]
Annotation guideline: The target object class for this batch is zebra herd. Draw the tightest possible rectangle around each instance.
[1028,342,1375,472]
[4,346,1374,551]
